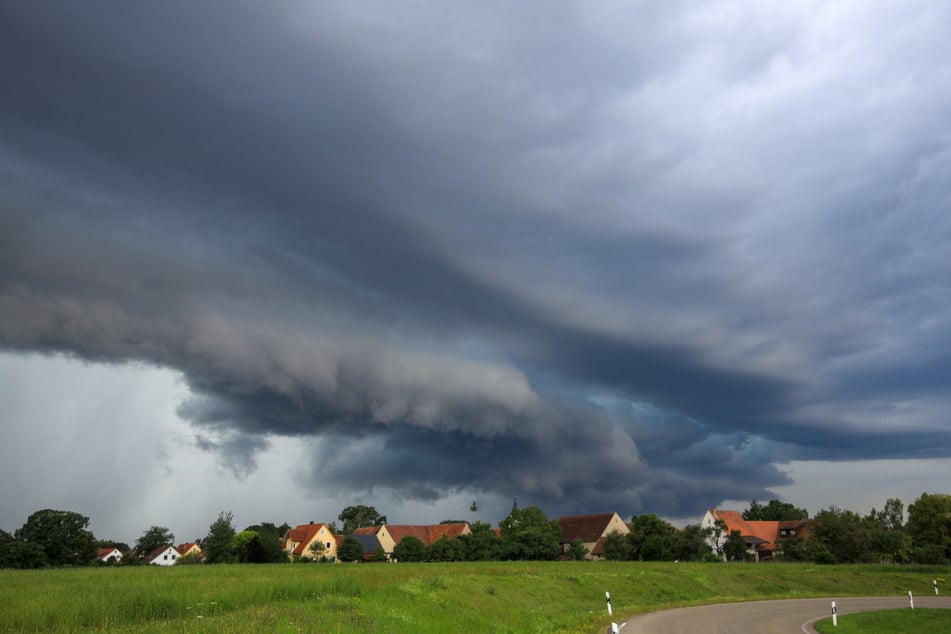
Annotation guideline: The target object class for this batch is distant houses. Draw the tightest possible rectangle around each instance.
[701,508,811,561]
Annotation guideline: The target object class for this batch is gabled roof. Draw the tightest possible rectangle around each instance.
[558,513,622,543]
[709,509,809,552]
[144,545,176,563]
[385,523,469,546]
[285,523,330,556]
[348,533,382,553]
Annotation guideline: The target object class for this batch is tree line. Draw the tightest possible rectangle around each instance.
[2,494,950,568]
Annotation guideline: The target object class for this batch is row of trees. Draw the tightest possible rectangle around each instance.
[3,493,950,568]
[779,495,951,564]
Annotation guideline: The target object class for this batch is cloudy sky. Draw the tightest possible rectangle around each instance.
[2,1,951,543]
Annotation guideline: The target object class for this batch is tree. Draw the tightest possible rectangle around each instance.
[306,539,326,561]
[338,537,364,562]
[809,506,872,563]
[678,524,714,562]
[724,530,748,562]
[601,531,630,561]
[337,506,387,535]
[0,529,47,569]
[204,511,237,564]
[498,506,561,560]
[428,536,466,562]
[459,521,499,561]
[906,493,951,563]
[628,514,680,561]
[743,499,808,521]
[567,538,589,561]
[393,536,426,562]
[15,509,97,566]
[135,526,175,559]
[242,523,289,563]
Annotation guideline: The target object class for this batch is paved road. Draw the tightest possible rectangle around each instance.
[613,595,951,633]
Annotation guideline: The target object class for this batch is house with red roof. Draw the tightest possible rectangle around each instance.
[176,542,203,561]
[701,509,810,561]
[283,523,338,561]
[557,512,630,560]
[145,545,180,566]
[98,547,122,563]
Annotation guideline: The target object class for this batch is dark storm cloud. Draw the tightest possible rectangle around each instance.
[3,1,951,519]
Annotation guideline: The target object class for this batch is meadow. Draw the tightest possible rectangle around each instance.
[1,562,948,633]
[814,608,951,633]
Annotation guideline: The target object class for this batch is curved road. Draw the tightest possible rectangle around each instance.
[613,595,951,633]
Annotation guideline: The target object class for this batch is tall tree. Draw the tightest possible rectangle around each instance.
[906,493,951,563]
[135,526,175,558]
[459,521,499,561]
[15,509,97,566]
[204,511,237,564]
[628,514,681,561]
[337,505,387,535]
[498,505,561,560]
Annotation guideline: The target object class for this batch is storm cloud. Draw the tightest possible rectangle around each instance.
[2,0,951,525]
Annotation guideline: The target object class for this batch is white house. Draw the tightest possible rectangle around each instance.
[145,545,181,566]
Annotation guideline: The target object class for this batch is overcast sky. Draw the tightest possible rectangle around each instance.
[2,1,951,544]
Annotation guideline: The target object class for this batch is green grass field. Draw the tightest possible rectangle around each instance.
[1,562,947,633]
[814,608,951,633]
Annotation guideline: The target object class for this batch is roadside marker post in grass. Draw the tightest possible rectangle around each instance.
[605,591,613,617]
[831,601,837,627]
[908,590,914,609]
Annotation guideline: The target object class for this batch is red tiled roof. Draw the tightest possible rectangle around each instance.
[385,523,469,546]
[558,513,618,543]
[710,510,809,552]
[145,545,174,562]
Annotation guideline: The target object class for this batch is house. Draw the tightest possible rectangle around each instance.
[354,523,471,556]
[176,542,203,561]
[283,523,338,561]
[557,513,630,560]
[98,547,122,563]
[176,542,202,557]
[701,509,810,561]
[145,545,181,566]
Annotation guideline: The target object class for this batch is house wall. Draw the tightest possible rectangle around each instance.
[303,525,338,561]
[374,526,396,554]
[150,547,180,566]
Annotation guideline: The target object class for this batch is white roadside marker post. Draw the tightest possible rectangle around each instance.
[935,579,940,596]
[605,591,613,617]
[831,601,837,627]
[908,590,914,609]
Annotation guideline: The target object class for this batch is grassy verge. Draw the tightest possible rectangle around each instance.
[814,608,951,633]
[1,562,948,633]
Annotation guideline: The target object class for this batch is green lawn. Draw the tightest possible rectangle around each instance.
[0,562,947,633]
[815,608,951,633]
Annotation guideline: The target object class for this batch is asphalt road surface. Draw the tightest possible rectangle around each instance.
[613,595,951,633]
